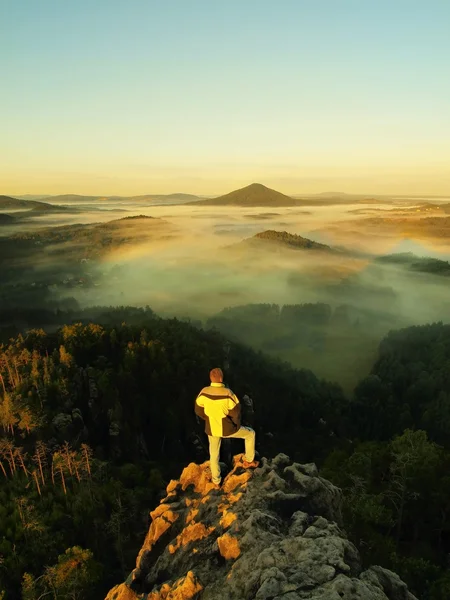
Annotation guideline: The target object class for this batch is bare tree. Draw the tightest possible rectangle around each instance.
[15,447,29,478]
[80,443,93,478]
[73,452,82,483]
[2,354,17,388]
[61,441,74,476]
[33,441,48,487]
[52,451,67,495]
[12,356,22,386]
[0,372,6,395]
[0,456,7,478]
[0,392,19,434]
[16,497,44,541]
[0,439,16,476]
[31,469,42,496]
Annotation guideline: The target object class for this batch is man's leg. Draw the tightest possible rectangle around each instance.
[226,426,256,463]
[208,435,222,484]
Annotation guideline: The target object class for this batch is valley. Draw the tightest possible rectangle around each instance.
[1,183,449,393]
[1,183,449,600]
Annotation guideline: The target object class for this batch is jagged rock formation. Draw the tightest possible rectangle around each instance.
[105,454,417,600]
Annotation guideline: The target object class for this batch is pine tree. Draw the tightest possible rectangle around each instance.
[59,345,73,367]
[33,441,48,488]
[0,439,16,476]
[80,443,93,479]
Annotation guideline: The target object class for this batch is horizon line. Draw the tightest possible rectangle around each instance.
[4,185,450,200]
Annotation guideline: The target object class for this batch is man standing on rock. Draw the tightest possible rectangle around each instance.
[195,367,259,486]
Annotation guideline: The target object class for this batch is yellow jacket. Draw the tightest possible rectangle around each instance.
[195,382,241,437]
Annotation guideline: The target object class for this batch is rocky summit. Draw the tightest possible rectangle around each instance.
[105,454,417,600]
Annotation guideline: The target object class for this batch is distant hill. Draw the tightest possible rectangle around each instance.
[316,191,351,196]
[0,195,55,210]
[15,194,54,200]
[0,213,16,225]
[0,196,80,220]
[39,194,102,203]
[234,230,336,254]
[360,215,450,239]
[375,252,450,276]
[189,183,299,207]
[416,202,450,214]
[38,193,202,205]
[253,230,331,249]
[293,194,394,206]
[32,204,82,214]
[128,193,201,203]
[352,202,450,215]
[7,214,177,260]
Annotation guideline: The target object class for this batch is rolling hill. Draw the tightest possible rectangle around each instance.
[0,196,80,219]
[253,229,332,249]
[129,193,202,203]
[0,214,16,225]
[6,214,177,260]
[0,195,56,210]
[189,183,300,207]
[38,193,202,205]
[38,194,102,203]
[359,215,450,239]
[14,194,53,200]
[236,229,336,252]
[375,252,450,276]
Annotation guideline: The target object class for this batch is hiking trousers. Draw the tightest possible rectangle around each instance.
[208,426,256,485]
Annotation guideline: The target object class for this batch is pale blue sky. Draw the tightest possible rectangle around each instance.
[1,0,449,195]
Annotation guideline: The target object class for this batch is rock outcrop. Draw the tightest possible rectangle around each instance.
[105,454,417,600]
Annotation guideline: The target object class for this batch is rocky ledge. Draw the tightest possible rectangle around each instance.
[105,453,417,600]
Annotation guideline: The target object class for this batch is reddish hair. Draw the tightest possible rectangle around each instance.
[209,367,223,383]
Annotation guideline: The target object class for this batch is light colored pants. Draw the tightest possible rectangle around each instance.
[208,426,256,484]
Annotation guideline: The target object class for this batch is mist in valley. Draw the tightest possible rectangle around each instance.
[2,197,449,392]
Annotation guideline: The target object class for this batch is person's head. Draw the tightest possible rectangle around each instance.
[210,367,223,383]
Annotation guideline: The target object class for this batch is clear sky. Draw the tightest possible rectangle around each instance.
[1,0,449,196]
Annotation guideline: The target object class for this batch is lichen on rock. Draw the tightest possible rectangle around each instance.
[105,454,417,600]
[217,533,240,560]
[169,522,215,554]
[147,571,202,600]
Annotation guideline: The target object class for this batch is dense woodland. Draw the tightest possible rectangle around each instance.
[0,307,450,599]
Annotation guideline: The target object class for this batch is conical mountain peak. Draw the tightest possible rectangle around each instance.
[190,183,299,207]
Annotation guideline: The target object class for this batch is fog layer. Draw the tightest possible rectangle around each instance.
[1,198,449,391]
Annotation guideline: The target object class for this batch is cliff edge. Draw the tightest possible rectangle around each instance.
[105,453,417,600]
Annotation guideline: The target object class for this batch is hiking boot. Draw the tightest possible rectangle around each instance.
[242,460,259,469]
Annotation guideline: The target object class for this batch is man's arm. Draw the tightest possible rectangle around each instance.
[227,391,241,425]
[195,393,207,421]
